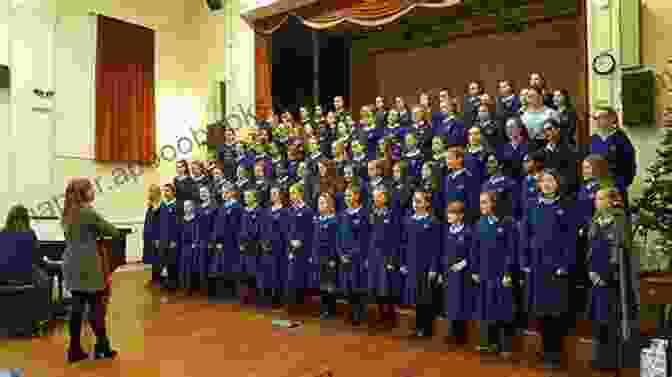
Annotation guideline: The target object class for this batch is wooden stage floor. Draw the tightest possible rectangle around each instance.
[0,267,622,377]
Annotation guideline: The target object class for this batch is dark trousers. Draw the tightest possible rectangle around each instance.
[479,320,513,352]
[68,290,108,350]
[349,291,367,321]
[415,303,435,335]
[447,320,467,341]
[593,321,619,368]
[162,264,179,289]
[150,264,161,282]
[540,315,566,361]
[320,290,337,315]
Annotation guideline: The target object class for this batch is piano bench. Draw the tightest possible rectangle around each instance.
[0,283,50,337]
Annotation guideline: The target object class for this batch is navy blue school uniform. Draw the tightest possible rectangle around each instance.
[577,179,600,230]
[384,126,410,144]
[159,200,180,275]
[210,199,243,277]
[521,174,540,215]
[313,214,340,292]
[497,142,529,181]
[237,148,256,170]
[178,215,199,290]
[143,205,161,265]
[366,176,393,209]
[304,150,326,207]
[287,204,316,291]
[287,160,300,180]
[465,147,489,187]
[194,203,217,286]
[366,125,384,161]
[590,130,637,189]
[259,206,290,292]
[519,197,576,317]
[367,207,402,299]
[443,169,479,223]
[434,116,468,147]
[471,215,518,322]
[239,207,263,280]
[404,150,424,180]
[338,207,370,293]
[400,214,441,306]
[585,210,637,369]
[481,175,522,221]
[440,223,474,320]
[495,95,522,122]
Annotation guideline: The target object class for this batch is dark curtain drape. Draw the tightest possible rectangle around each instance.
[95,15,156,163]
[256,33,273,120]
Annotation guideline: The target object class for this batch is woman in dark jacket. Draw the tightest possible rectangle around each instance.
[144,184,162,283]
[61,178,120,363]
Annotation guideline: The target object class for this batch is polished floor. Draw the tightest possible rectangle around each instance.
[1,267,620,377]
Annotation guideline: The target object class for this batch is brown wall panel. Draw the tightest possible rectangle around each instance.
[352,14,588,141]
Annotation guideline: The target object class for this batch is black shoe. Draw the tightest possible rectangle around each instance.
[319,311,333,320]
[94,340,118,360]
[67,348,89,363]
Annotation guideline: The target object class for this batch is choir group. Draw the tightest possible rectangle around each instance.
[142,74,637,370]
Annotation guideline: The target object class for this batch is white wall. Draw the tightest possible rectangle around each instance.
[227,0,255,117]
[0,87,10,220]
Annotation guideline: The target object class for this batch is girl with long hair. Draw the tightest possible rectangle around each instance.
[61,178,119,363]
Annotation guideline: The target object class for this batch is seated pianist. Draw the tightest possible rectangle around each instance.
[0,204,52,332]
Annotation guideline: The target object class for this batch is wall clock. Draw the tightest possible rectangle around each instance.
[593,52,616,75]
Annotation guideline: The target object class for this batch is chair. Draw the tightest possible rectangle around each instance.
[0,232,50,337]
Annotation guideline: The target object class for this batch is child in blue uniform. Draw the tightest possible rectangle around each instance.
[209,184,242,298]
[519,169,577,368]
[465,127,491,188]
[471,191,518,359]
[239,190,263,305]
[259,186,290,307]
[586,187,637,370]
[520,152,546,215]
[443,147,479,224]
[314,193,340,319]
[286,183,315,306]
[401,190,441,337]
[368,186,402,328]
[159,183,180,289]
[439,201,473,345]
[144,184,162,284]
[178,200,199,292]
[194,186,217,293]
[337,185,370,325]
[391,160,414,217]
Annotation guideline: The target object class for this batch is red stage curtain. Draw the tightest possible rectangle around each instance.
[95,15,156,163]
[255,34,273,120]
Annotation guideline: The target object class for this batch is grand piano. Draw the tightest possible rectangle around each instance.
[31,216,133,316]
